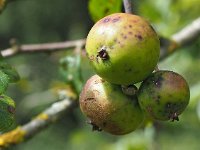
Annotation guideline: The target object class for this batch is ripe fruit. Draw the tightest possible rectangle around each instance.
[86,13,160,85]
[0,94,15,131]
[138,71,190,121]
[79,75,144,135]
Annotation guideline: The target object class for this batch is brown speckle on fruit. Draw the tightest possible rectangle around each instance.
[138,70,190,121]
[154,77,163,88]
[89,55,95,61]
[135,34,143,41]
[85,97,95,101]
[112,17,121,23]
[103,18,111,23]
[128,31,133,35]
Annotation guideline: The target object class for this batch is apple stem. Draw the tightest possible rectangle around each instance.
[154,65,160,71]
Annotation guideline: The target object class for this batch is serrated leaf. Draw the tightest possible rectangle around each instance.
[0,70,9,94]
[59,53,83,93]
[89,0,122,22]
[0,94,15,131]
[0,62,20,83]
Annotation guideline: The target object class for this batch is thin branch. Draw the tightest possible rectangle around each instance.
[0,97,77,148]
[123,0,133,14]
[160,17,200,60]
[172,17,200,46]
[1,39,86,57]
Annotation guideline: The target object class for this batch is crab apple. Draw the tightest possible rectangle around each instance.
[79,75,144,135]
[138,70,190,121]
[85,13,160,85]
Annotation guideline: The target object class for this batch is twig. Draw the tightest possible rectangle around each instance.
[123,0,133,14]
[172,17,200,46]
[0,97,77,148]
[1,39,86,57]
[159,17,200,60]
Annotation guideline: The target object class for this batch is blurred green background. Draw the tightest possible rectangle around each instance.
[0,0,200,150]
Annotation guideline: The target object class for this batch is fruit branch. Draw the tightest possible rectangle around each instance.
[1,39,86,57]
[172,17,200,46]
[160,17,200,59]
[0,96,77,148]
[123,0,133,13]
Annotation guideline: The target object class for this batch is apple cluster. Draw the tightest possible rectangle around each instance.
[79,13,190,135]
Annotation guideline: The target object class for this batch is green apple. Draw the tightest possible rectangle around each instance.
[138,71,190,121]
[79,75,144,135]
[86,13,160,85]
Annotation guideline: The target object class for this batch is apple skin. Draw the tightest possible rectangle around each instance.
[86,13,160,85]
[138,71,190,121]
[79,75,144,135]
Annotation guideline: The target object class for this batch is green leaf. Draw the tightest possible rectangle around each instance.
[59,53,83,93]
[0,94,15,131]
[0,62,20,83]
[88,0,122,22]
[0,70,9,94]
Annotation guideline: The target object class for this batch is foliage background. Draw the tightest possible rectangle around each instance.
[0,0,200,149]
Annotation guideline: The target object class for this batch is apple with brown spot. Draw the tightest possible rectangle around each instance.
[86,13,160,85]
[138,70,190,121]
[79,75,144,135]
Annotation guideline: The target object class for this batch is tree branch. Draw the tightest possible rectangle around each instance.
[172,17,200,46]
[0,96,77,148]
[160,17,200,60]
[1,39,86,57]
[123,0,133,14]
